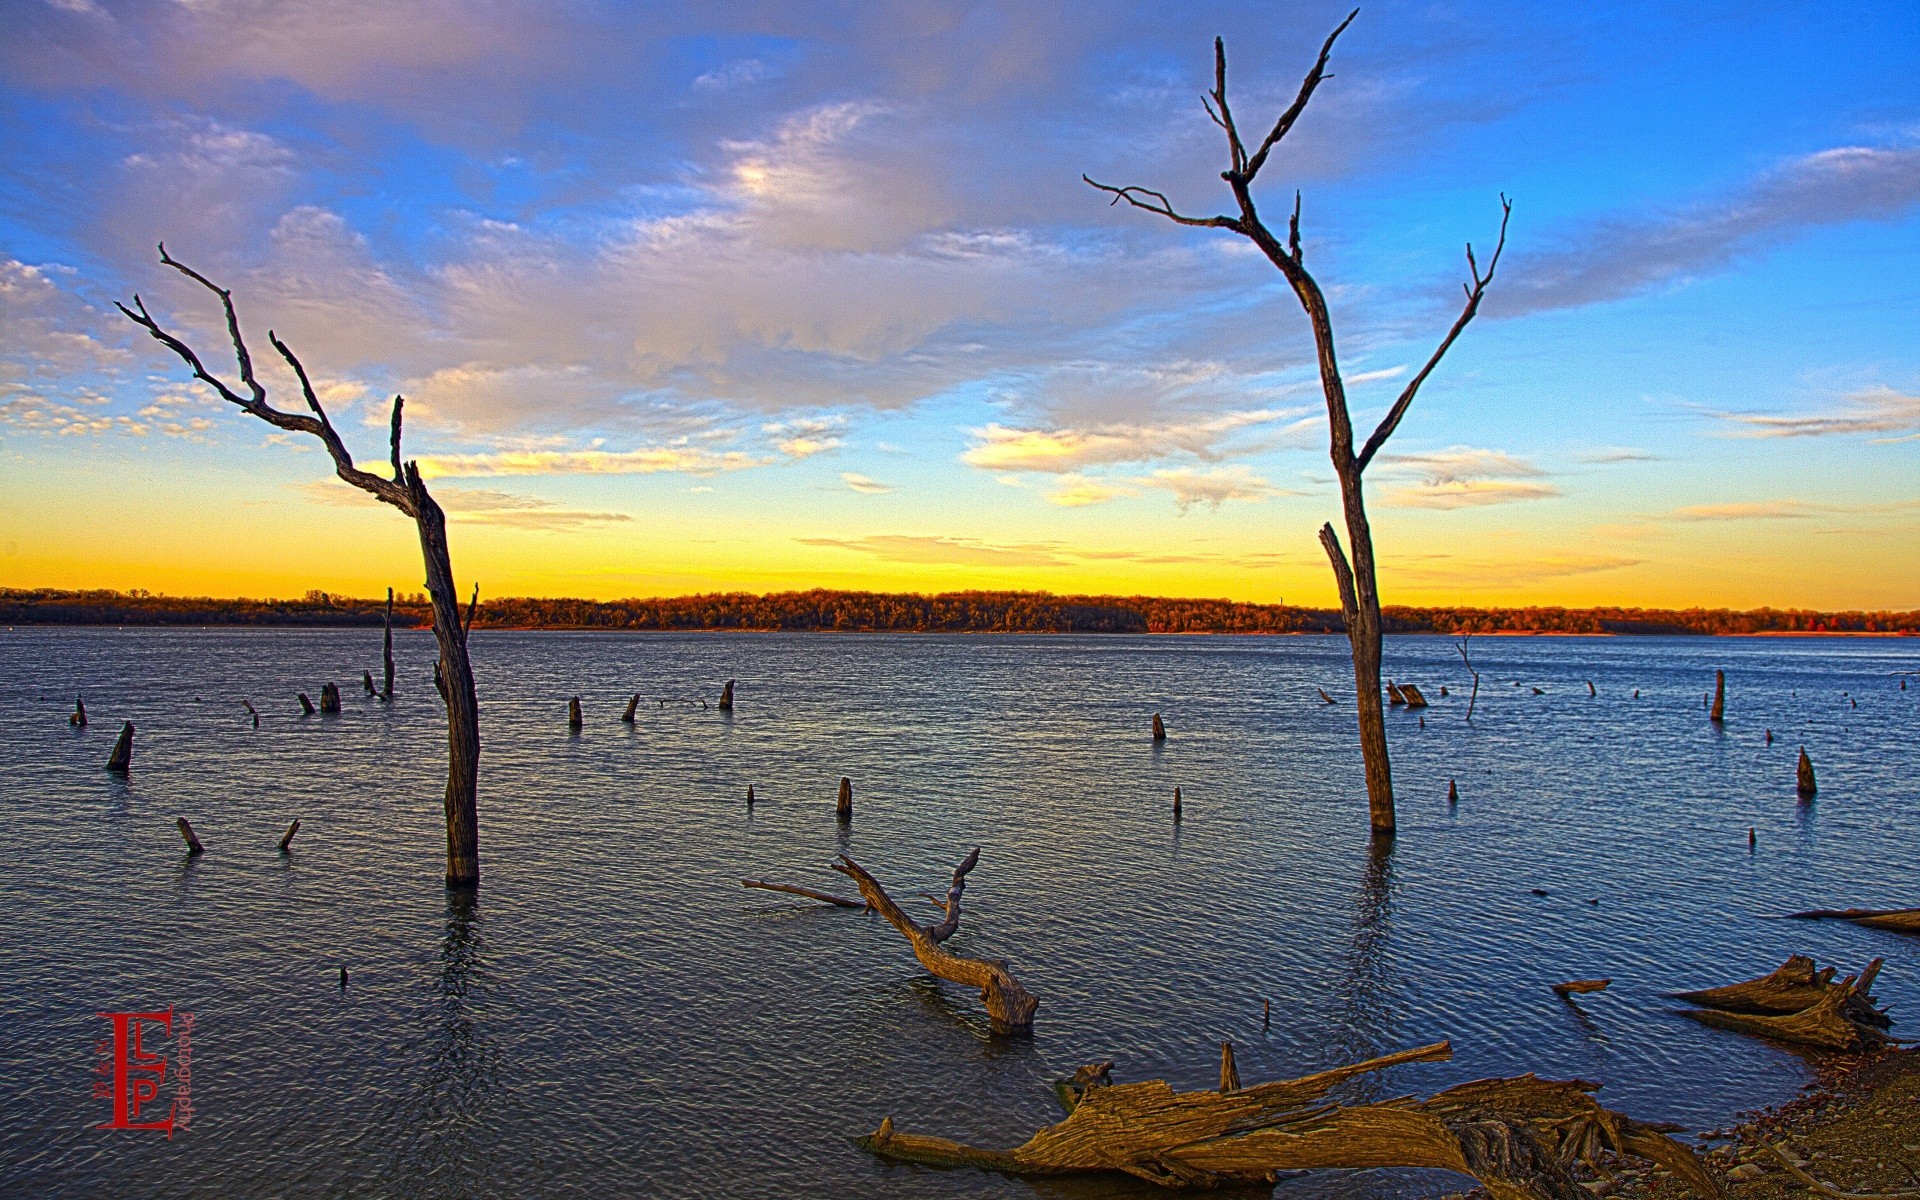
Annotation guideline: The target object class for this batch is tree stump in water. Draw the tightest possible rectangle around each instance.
[1317,687,1336,704]
[718,680,734,711]
[1447,778,1458,805]
[568,696,583,731]
[745,784,755,807]
[858,1040,1722,1198]
[1386,681,1406,705]
[176,817,203,854]
[319,683,341,713]
[1675,956,1889,1051]
[298,693,316,716]
[243,700,259,727]
[1586,680,1595,697]
[1172,787,1182,821]
[106,722,134,772]
[70,696,88,727]
[1151,713,1166,741]
[836,776,853,823]
[830,849,1038,1034]
[621,692,640,723]
[1400,683,1429,708]
[1217,1041,1240,1092]
[362,671,376,696]
[1709,670,1725,722]
[1552,979,1610,997]
[279,820,300,852]
[1796,748,1816,796]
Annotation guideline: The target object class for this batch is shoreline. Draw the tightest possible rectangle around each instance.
[4,623,1917,638]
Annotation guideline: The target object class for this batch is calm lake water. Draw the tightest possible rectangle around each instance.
[2,628,1915,1198]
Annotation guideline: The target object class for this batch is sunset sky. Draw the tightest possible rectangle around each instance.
[2,2,1916,609]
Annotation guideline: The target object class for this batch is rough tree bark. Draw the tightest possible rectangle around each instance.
[119,247,481,887]
[1086,15,1509,837]
[382,587,395,701]
[860,1040,1723,1198]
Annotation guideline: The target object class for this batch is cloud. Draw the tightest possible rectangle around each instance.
[416,446,769,478]
[1702,386,1920,441]
[1672,501,1819,521]
[1046,474,1137,507]
[694,58,769,91]
[295,479,630,530]
[795,534,1064,567]
[1344,365,1407,386]
[1376,446,1560,509]
[1576,446,1661,464]
[962,408,1293,473]
[1386,550,1643,588]
[841,472,892,493]
[1495,145,1920,315]
[1140,465,1283,511]
[765,414,846,459]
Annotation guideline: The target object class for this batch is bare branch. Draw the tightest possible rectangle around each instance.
[1288,191,1303,263]
[1237,9,1358,184]
[1210,36,1248,174]
[464,583,479,640]
[156,243,267,408]
[1083,176,1241,230]
[270,331,413,509]
[1318,522,1360,623]
[1353,194,1512,475]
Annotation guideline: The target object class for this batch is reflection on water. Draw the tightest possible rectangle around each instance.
[0,628,1915,1199]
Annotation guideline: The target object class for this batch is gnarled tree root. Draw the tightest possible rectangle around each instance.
[859,1041,1723,1199]
[1674,954,1840,1015]
[1680,964,1889,1052]
[832,850,1037,1034]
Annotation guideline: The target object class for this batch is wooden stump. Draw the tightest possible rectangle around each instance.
[1552,979,1610,997]
[1789,907,1920,935]
[1217,1041,1240,1092]
[1796,748,1816,796]
[382,586,395,700]
[319,682,341,713]
[746,784,756,807]
[1172,786,1182,821]
[70,696,88,727]
[740,878,862,907]
[1447,778,1458,805]
[1400,683,1429,708]
[1586,680,1595,697]
[279,820,300,852]
[1710,670,1725,722]
[1317,687,1336,705]
[718,679,734,711]
[243,700,259,728]
[298,692,316,716]
[177,817,204,854]
[568,696,583,730]
[837,776,853,823]
[362,671,376,696]
[621,692,640,723]
[1151,713,1166,741]
[106,722,134,772]
[1386,681,1406,705]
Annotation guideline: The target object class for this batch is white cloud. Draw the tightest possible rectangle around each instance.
[962,408,1292,473]
[416,446,769,478]
[841,472,892,493]
[1376,445,1560,509]
[1704,386,1920,441]
[1140,464,1282,511]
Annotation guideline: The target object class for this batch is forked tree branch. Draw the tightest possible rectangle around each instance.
[1081,178,1241,230]
[1318,522,1360,621]
[1353,194,1512,475]
[1236,10,1357,185]
[117,246,416,514]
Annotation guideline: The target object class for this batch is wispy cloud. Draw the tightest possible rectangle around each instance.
[1375,446,1560,509]
[794,534,1064,567]
[295,480,631,531]
[1140,465,1284,512]
[1495,146,1920,316]
[1046,474,1137,507]
[1669,497,1920,521]
[416,446,768,478]
[841,472,892,494]
[962,408,1295,473]
[765,414,846,459]
[1702,385,1920,441]
[1576,446,1662,464]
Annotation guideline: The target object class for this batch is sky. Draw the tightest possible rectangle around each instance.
[0,1,1916,609]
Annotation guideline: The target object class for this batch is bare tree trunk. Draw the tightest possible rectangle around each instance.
[383,587,395,701]
[1086,17,1507,840]
[414,488,480,887]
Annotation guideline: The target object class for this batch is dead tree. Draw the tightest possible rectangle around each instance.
[1709,670,1725,723]
[119,247,481,887]
[1456,631,1482,721]
[1087,15,1509,836]
[382,587,396,700]
[832,850,1038,1033]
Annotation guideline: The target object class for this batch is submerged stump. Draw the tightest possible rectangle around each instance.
[319,682,341,714]
[298,692,316,716]
[70,696,88,727]
[621,692,640,723]
[718,680,734,711]
[1797,748,1817,796]
[1151,713,1166,741]
[1710,670,1725,723]
[106,722,135,772]
[568,696,583,731]
[279,820,300,853]
[362,670,376,697]
[1400,683,1429,708]
[176,816,203,854]
[836,776,854,823]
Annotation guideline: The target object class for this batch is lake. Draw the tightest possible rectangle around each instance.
[1,628,1914,1198]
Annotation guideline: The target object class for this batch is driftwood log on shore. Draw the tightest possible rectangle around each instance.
[830,850,1038,1033]
[106,721,134,772]
[860,1040,1722,1198]
[1677,957,1889,1051]
[1791,908,1920,935]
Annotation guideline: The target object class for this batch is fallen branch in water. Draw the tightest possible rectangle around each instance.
[1790,907,1920,935]
[741,879,864,908]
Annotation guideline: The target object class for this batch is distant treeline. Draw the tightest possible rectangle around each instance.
[5,587,1917,636]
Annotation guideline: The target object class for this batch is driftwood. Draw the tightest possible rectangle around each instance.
[298,692,316,716]
[1217,1042,1239,1092]
[70,696,87,727]
[319,682,341,713]
[741,879,863,908]
[1677,958,1889,1051]
[1553,979,1610,997]
[830,850,1037,1034]
[1457,633,1481,721]
[1400,683,1429,708]
[1790,907,1920,935]
[1674,954,1837,1015]
[860,1040,1721,1198]
[1797,748,1817,796]
[1761,1139,1920,1200]
[279,820,300,852]
[1386,681,1406,705]
[621,692,640,723]
[1317,687,1335,705]
[568,696,583,730]
[243,699,259,728]
[1587,680,1596,697]
[1151,713,1167,741]
[718,680,734,711]
[837,776,853,823]
[106,722,134,772]
[177,817,203,854]
[1710,670,1725,722]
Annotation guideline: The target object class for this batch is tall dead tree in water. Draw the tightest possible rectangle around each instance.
[1086,13,1509,836]
[118,247,481,887]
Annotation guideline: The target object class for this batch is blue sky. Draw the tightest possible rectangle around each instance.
[1,1,1916,606]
